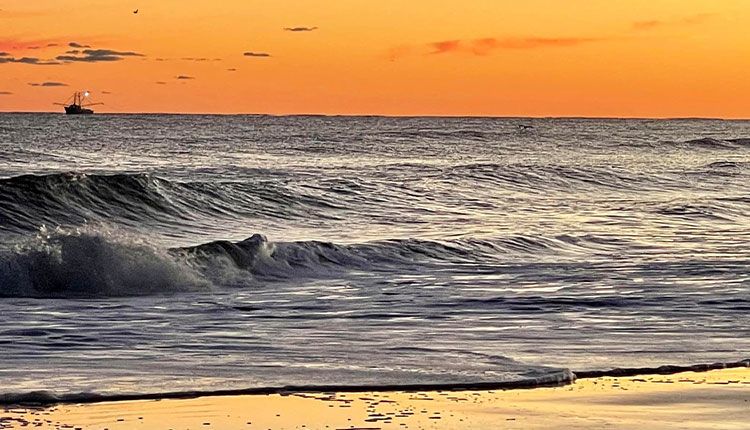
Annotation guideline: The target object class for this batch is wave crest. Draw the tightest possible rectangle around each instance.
[0,172,339,236]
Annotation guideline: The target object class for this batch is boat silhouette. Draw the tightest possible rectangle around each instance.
[54,91,103,115]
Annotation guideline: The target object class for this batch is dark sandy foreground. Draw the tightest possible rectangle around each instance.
[2,367,748,430]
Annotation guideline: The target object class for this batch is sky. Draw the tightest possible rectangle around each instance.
[1,0,749,117]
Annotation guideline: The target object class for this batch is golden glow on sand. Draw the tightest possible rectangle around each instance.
[1,1,750,116]
[2,368,749,430]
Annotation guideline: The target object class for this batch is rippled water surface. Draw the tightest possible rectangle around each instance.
[1,114,749,398]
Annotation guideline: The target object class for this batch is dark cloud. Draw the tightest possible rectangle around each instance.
[84,49,143,57]
[57,49,145,63]
[47,43,58,47]
[102,91,112,94]
[0,52,10,57]
[244,52,271,57]
[28,82,68,87]
[66,50,80,54]
[284,26,318,32]
[227,68,237,71]
[68,42,91,48]
[156,81,167,85]
[175,75,194,80]
[0,56,60,65]
[0,91,12,95]
[14,57,51,64]
[57,54,119,62]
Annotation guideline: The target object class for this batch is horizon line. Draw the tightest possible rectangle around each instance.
[0,110,747,121]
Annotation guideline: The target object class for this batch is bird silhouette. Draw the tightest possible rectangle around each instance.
[133,9,139,14]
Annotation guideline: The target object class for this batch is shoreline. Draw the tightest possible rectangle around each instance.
[2,366,748,430]
[3,359,748,407]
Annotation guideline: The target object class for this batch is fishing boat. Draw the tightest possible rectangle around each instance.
[55,91,102,115]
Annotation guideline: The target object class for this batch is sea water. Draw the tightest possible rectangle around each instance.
[1,114,749,399]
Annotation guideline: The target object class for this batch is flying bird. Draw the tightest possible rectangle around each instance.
[133,9,139,14]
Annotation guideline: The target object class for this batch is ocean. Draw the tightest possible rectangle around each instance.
[1,114,749,401]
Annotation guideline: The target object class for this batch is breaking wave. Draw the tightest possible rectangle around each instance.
[0,228,629,298]
[0,228,210,298]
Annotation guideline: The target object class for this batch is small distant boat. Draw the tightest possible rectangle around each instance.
[54,91,103,115]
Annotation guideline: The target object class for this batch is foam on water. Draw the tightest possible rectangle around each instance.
[0,228,210,297]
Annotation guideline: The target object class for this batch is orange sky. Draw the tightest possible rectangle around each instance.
[1,0,749,117]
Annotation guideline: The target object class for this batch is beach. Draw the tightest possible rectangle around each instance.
[3,367,748,430]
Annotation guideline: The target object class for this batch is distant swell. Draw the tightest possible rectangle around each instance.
[675,137,750,149]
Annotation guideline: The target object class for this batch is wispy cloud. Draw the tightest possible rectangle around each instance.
[405,36,605,57]
[156,81,167,85]
[284,26,318,32]
[28,81,67,87]
[227,68,237,72]
[182,57,222,62]
[632,20,661,30]
[387,45,414,62]
[0,9,49,19]
[175,75,194,80]
[633,13,713,31]
[430,40,462,54]
[0,91,12,95]
[68,42,91,48]
[244,51,271,57]
[0,37,67,51]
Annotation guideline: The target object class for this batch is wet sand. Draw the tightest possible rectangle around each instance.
[2,367,748,430]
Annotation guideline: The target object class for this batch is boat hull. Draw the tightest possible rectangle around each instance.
[65,105,94,115]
